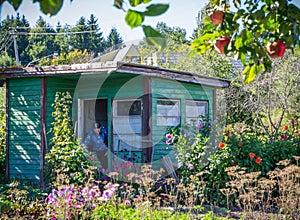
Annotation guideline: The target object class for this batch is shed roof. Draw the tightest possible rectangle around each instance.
[0,62,230,88]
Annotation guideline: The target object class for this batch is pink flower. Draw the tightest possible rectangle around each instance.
[166,133,173,139]
[124,200,131,206]
[188,164,194,170]
[184,133,188,138]
[165,139,172,145]
[89,155,96,160]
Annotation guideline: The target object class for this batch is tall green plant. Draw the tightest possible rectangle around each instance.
[44,92,93,186]
[0,86,6,182]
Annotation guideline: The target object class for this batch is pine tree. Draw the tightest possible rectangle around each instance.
[106,27,123,49]
[70,17,89,52]
[87,14,105,55]
[25,17,56,61]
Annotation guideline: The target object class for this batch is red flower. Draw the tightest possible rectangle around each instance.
[238,141,243,147]
[255,157,262,164]
[219,142,225,149]
[249,152,256,159]
[283,125,288,131]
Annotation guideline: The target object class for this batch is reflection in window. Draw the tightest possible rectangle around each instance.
[157,99,180,126]
[185,100,208,124]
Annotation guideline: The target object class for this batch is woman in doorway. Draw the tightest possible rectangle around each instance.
[82,122,108,169]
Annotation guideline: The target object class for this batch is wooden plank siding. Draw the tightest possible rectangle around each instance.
[151,78,214,162]
[45,77,78,148]
[8,78,41,181]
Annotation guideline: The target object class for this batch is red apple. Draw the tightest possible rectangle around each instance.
[210,11,224,25]
[214,37,230,54]
[266,41,286,58]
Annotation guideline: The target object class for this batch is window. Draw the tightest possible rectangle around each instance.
[157,99,180,126]
[113,99,142,156]
[185,100,208,124]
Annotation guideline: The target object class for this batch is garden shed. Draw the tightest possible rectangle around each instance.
[1,62,230,182]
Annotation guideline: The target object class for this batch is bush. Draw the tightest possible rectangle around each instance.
[0,181,47,218]
[0,86,6,183]
[44,92,96,187]
[172,116,300,206]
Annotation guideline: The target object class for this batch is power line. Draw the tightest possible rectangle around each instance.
[10,24,99,30]
[14,30,98,36]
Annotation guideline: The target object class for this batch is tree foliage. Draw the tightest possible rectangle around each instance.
[2,0,298,82]
[0,14,118,66]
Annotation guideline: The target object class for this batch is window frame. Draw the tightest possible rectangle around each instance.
[156,98,181,126]
[185,100,209,124]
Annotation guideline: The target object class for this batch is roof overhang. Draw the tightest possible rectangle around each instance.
[0,62,230,88]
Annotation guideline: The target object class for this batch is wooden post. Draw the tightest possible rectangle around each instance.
[40,77,47,186]
[5,79,9,182]
[213,89,217,120]
[142,77,152,163]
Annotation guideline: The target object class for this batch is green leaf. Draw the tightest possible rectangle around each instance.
[200,33,216,41]
[240,52,246,66]
[129,0,151,7]
[142,25,166,49]
[34,0,63,16]
[234,37,243,50]
[144,4,169,16]
[203,23,215,32]
[7,0,22,10]
[114,0,123,9]
[129,0,143,7]
[125,9,144,28]
[243,64,261,83]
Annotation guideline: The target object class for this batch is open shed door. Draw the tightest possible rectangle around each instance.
[112,99,143,163]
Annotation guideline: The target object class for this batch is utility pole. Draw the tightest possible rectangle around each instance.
[12,29,20,66]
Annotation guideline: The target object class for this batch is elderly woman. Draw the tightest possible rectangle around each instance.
[83,122,108,169]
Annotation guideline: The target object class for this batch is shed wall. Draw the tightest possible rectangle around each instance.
[151,78,214,162]
[8,78,41,181]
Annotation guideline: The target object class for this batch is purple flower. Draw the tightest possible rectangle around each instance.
[91,204,96,210]
[198,123,204,128]
[188,164,194,170]
[101,189,113,200]
[165,133,173,139]
[214,119,218,124]
[124,200,131,206]
[184,133,188,138]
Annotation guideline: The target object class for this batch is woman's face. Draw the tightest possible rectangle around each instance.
[94,127,101,134]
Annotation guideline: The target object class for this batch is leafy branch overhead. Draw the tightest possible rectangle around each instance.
[192,0,300,82]
[1,0,300,82]
[118,0,169,49]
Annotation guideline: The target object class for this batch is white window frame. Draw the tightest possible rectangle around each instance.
[156,99,180,126]
[185,100,208,124]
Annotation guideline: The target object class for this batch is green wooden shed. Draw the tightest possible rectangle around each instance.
[1,62,230,182]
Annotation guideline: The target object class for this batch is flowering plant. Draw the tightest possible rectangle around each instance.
[46,183,120,219]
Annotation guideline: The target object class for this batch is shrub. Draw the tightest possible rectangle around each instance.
[172,116,300,206]
[44,92,96,187]
[0,86,6,183]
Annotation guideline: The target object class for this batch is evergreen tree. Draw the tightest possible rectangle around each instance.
[25,17,56,61]
[71,17,89,52]
[0,13,30,65]
[87,14,105,55]
[106,27,123,49]
[54,22,72,54]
